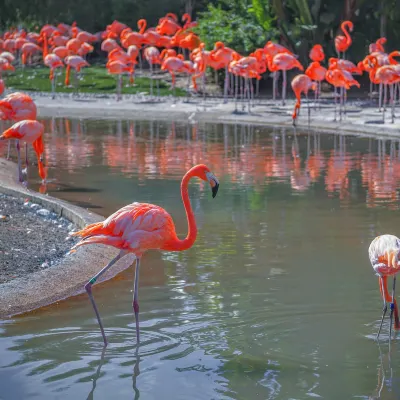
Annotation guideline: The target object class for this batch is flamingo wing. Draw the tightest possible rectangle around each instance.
[71,202,175,253]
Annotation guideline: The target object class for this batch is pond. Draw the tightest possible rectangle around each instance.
[1,118,400,399]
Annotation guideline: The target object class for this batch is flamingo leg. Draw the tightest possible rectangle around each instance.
[150,62,153,98]
[282,69,287,106]
[133,257,141,342]
[377,276,388,340]
[7,140,11,160]
[16,140,23,182]
[379,83,383,112]
[156,66,160,99]
[84,250,126,346]
[306,93,310,125]
[389,276,397,340]
[391,84,395,123]
[234,74,238,112]
[383,84,387,123]
[223,66,229,103]
[333,86,337,121]
[272,71,277,101]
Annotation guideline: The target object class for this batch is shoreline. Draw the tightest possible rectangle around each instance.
[0,159,135,318]
[24,91,400,139]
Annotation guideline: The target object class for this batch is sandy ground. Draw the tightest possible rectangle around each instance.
[0,193,78,284]
[13,89,400,139]
[0,159,135,318]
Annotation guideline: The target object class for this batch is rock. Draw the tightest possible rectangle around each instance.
[37,209,50,217]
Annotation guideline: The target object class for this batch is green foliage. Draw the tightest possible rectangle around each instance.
[3,67,185,96]
[195,0,278,53]
[249,0,274,31]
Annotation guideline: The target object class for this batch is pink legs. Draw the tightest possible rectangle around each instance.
[133,257,141,342]
[15,140,23,182]
[85,250,126,346]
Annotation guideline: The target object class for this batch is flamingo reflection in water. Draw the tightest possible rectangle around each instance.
[369,235,400,341]
[369,342,400,399]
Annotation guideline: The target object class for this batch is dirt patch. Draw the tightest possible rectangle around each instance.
[0,193,78,284]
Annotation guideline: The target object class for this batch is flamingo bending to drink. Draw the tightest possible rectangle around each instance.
[369,235,400,341]
[70,164,220,346]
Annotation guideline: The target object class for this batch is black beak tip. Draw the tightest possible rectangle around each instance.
[212,183,219,198]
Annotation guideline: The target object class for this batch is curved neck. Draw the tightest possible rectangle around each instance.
[342,22,351,43]
[389,51,400,65]
[173,171,197,251]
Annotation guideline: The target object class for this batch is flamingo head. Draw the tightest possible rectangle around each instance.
[344,20,354,32]
[191,165,220,198]
[182,13,190,23]
[214,41,224,50]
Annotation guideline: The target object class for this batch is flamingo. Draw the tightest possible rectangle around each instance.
[291,74,317,125]
[309,44,325,62]
[305,61,327,108]
[20,43,42,66]
[0,120,46,183]
[335,21,353,59]
[325,65,359,121]
[0,79,4,96]
[69,164,219,345]
[369,235,400,341]
[270,53,304,105]
[64,55,89,88]
[0,92,37,166]
[209,41,236,103]
[144,46,161,98]
[44,54,64,99]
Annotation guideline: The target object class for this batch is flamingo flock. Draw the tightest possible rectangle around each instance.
[0,15,394,123]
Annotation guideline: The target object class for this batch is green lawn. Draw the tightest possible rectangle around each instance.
[3,66,185,96]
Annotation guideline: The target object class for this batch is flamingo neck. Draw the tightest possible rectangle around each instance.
[342,22,351,44]
[172,170,197,251]
[139,20,147,35]
[389,51,400,65]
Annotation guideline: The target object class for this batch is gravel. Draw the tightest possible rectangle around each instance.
[0,193,78,284]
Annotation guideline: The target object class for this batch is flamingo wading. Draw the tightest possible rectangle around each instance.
[70,164,220,346]
[369,235,400,341]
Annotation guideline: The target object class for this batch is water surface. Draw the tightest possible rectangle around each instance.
[1,119,400,399]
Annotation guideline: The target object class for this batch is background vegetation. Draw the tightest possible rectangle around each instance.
[1,0,399,63]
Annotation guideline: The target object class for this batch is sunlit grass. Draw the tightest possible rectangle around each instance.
[3,66,186,96]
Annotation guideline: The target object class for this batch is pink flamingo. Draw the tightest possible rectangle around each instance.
[0,92,37,168]
[44,54,64,98]
[369,235,400,341]
[0,120,46,183]
[270,53,304,105]
[144,46,161,97]
[70,164,219,345]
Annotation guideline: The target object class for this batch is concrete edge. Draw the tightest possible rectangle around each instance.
[0,159,135,318]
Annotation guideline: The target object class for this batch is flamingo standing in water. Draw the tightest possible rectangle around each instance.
[70,164,220,346]
[0,120,46,183]
[369,235,400,341]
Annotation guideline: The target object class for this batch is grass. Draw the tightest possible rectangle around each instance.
[3,66,186,96]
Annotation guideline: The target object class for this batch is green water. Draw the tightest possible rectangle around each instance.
[1,119,400,399]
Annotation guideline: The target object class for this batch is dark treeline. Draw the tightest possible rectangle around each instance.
[2,0,400,64]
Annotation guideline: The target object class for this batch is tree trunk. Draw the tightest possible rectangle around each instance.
[380,0,387,37]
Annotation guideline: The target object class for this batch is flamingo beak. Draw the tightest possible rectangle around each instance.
[206,172,219,198]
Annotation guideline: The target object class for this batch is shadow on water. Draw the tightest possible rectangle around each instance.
[3,117,400,398]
